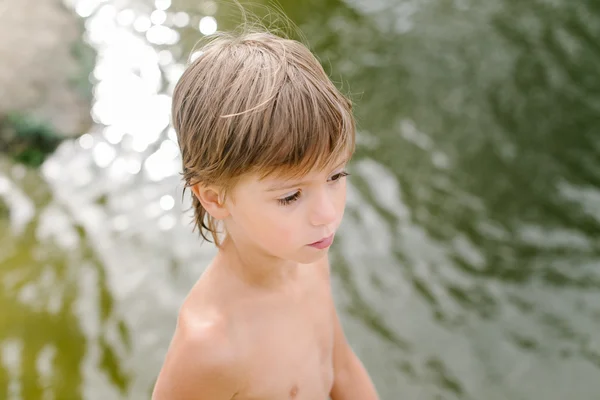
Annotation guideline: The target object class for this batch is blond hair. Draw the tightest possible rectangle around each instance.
[171,29,355,245]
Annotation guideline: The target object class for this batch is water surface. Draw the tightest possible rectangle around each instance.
[1,0,600,398]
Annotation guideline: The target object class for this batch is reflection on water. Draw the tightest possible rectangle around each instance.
[0,159,130,399]
[2,0,600,398]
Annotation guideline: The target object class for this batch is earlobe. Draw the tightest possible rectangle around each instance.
[190,184,230,220]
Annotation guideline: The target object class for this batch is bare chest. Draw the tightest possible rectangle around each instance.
[233,280,335,399]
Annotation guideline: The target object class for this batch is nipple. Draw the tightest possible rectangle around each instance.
[290,385,299,398]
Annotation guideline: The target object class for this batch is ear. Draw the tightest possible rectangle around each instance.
[190,184,230,220]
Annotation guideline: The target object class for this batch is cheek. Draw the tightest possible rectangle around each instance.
[335,182,348,215]
[264,211,298,245]
[238,203,298,245]
[340,183,347,204]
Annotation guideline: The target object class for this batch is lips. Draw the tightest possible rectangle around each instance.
[308,233,335,249]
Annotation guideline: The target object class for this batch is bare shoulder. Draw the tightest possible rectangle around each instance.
[152,304,244,400]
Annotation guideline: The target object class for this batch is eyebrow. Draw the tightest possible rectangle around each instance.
[265,160,348,192]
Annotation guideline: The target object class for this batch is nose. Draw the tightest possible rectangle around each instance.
[308,188,337,227]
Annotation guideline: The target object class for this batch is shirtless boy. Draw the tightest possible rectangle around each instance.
[152,29,379,400]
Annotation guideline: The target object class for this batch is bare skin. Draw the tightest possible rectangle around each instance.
[192,257,331,399]
[152,163,379,400]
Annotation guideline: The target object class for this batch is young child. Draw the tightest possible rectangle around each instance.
[152,29,379,400]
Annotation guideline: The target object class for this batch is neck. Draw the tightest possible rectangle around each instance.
[215,235,299,290]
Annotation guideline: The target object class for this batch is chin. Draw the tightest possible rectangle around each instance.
[264,243,329,265]
[293,249,329,265]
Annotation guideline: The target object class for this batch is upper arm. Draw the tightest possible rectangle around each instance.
[331,299,354,378]
[321,258,379,399]
[320,257,353,374]
[152,312,243,400]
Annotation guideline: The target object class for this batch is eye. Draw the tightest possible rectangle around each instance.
[329,171,350,182]
[278,190,301,206]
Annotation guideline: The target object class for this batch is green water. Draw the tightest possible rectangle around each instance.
[1,0,600,399]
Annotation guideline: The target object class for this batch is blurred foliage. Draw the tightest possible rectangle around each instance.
[0,113,63,167]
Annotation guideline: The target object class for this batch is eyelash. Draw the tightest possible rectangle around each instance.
[277,171,350,206]
[278,191,301,206]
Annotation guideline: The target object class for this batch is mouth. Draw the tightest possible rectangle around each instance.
[308,233,335,249]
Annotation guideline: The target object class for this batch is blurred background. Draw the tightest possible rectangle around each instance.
[1,0,600,399]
